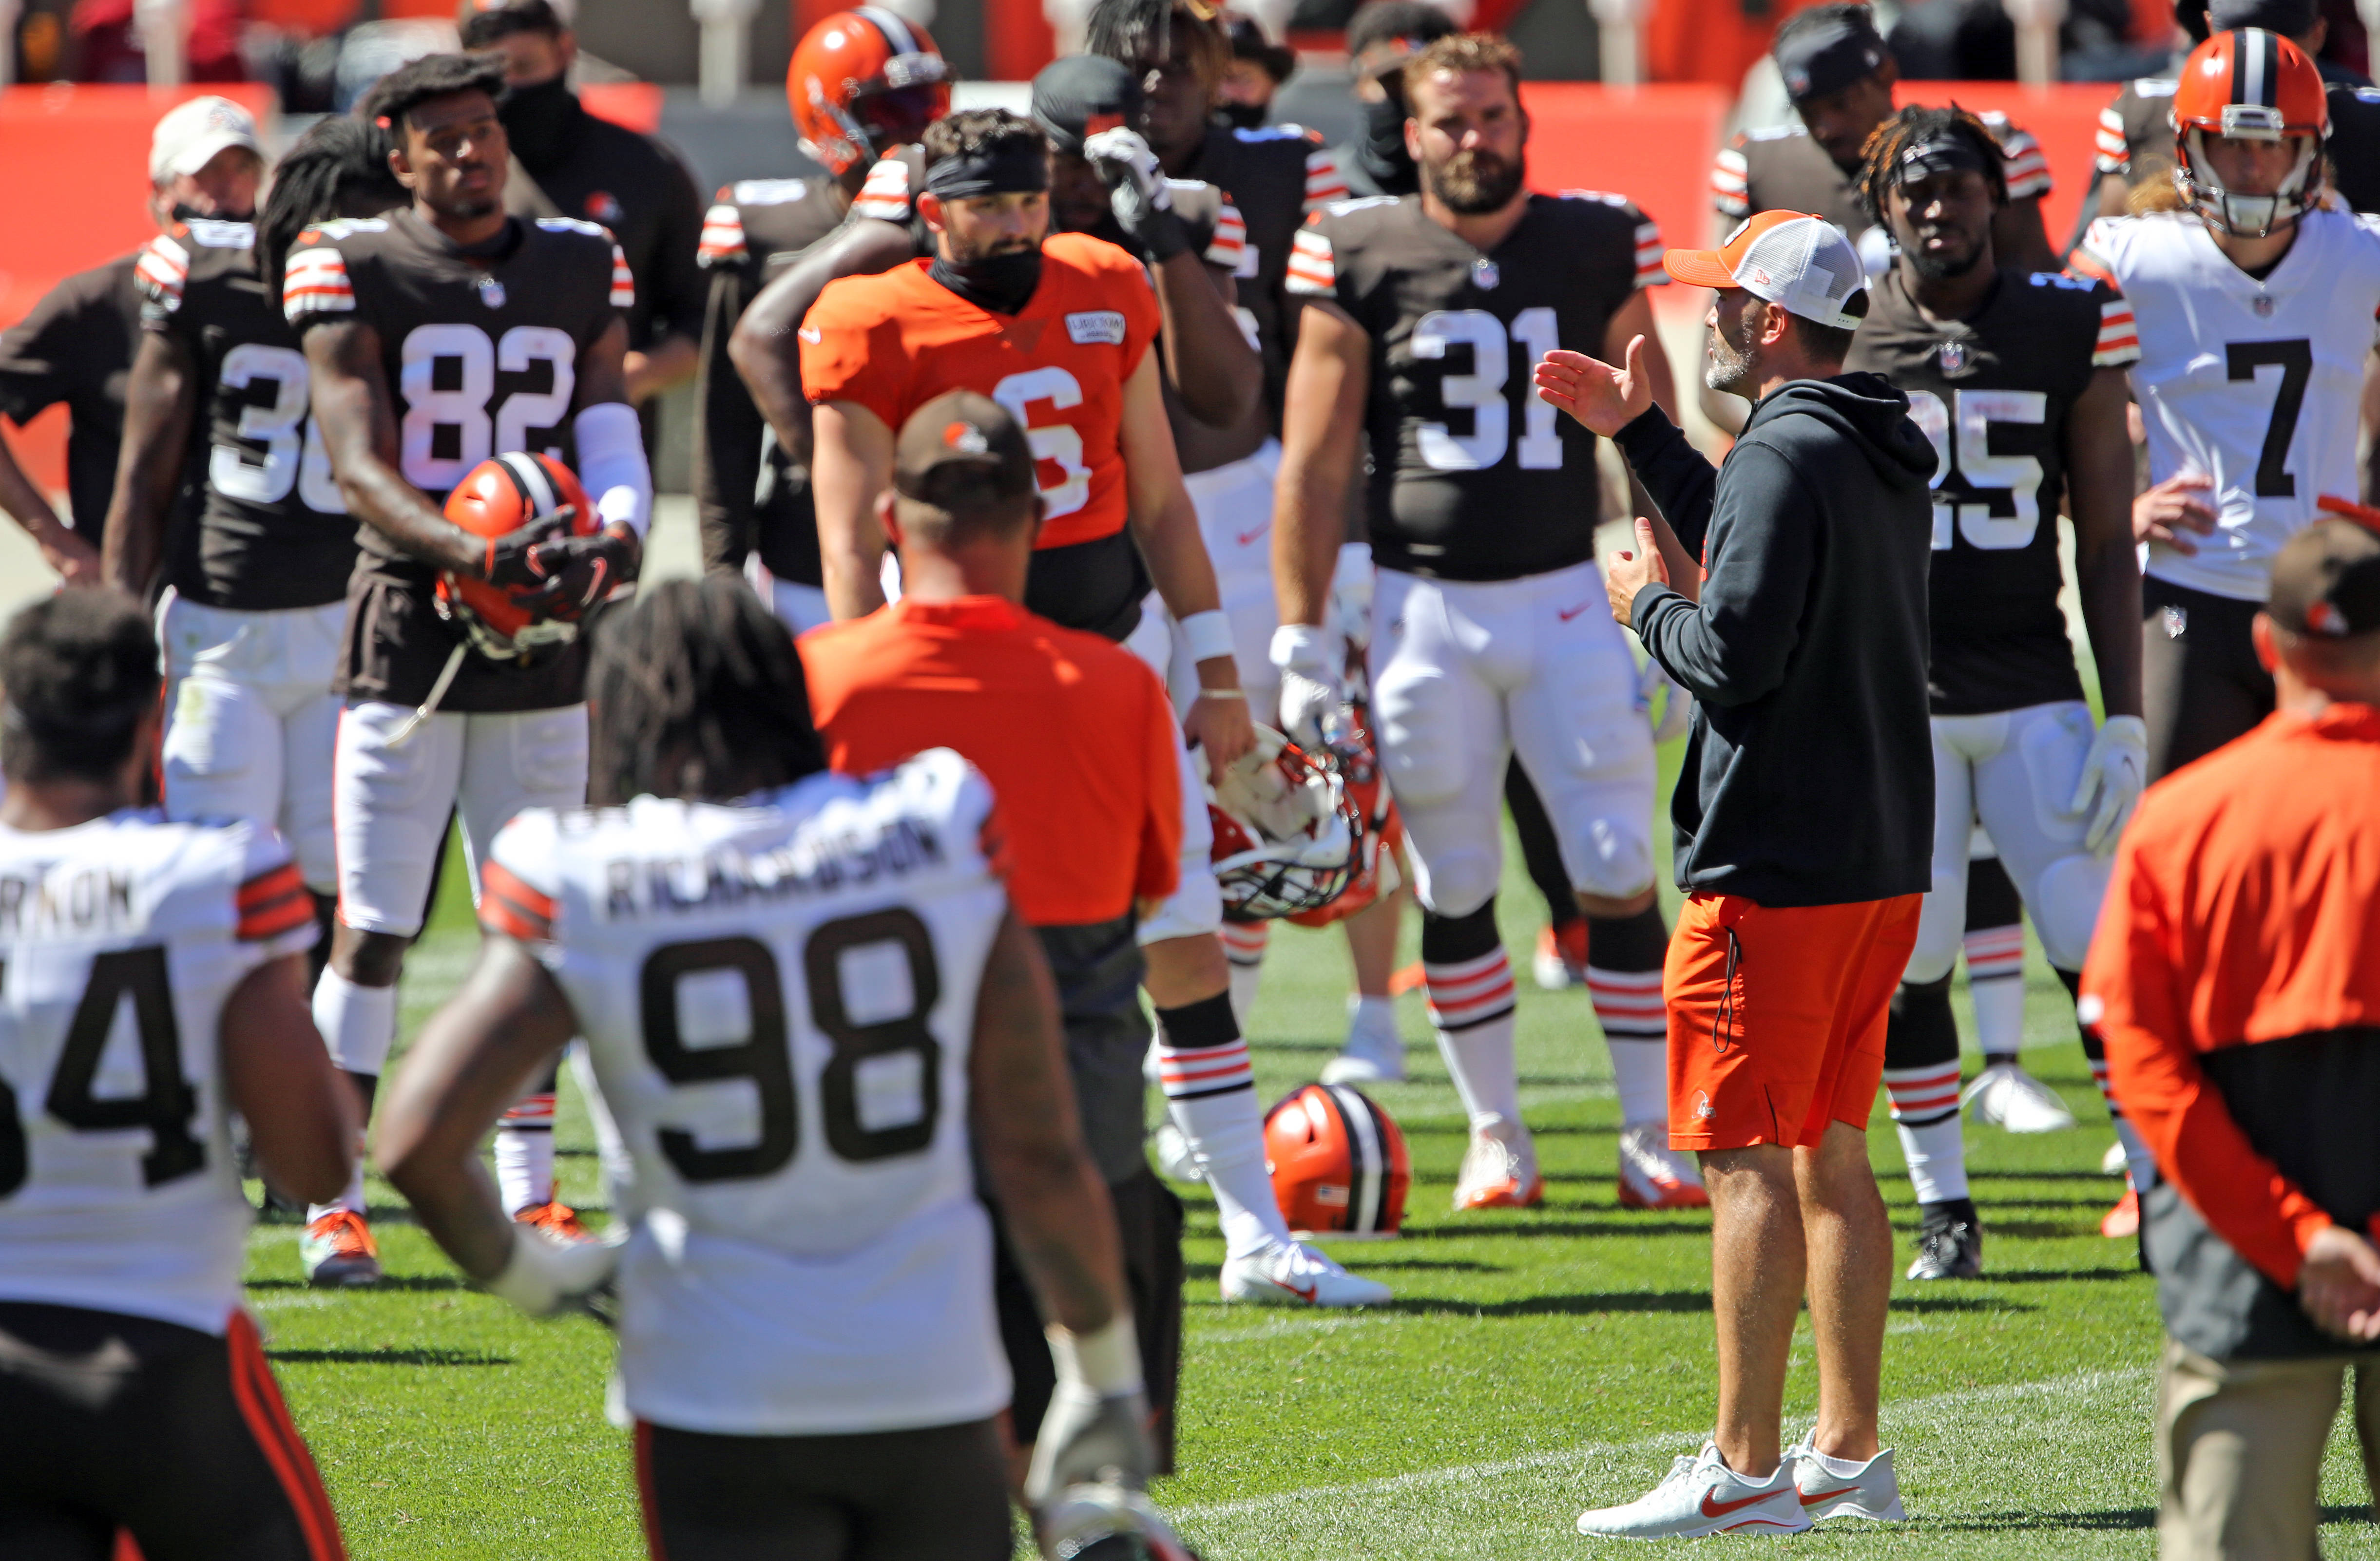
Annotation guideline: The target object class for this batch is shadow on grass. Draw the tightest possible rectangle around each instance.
[1939,1266,2146,1284]
[1396,1218,1713,1240]
[268,1347,512,1367]
[1913,1507,2155,1532]
[1380,1291,1714,1317]
[246,1275,467,1293]
[1967,1170,2131,1184]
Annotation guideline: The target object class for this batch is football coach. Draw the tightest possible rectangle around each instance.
[2083,518,2380,1561]
[1537,211,1938,1536]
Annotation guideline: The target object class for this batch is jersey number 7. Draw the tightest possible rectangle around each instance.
[2226,340,2312,499]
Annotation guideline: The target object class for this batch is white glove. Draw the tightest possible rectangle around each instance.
[485,1223,621,1320]
[2070,714,2149,854]
[1328,541,1375,654]
[1081,127,1171,209]
[1024,1317,1154,1504]
[1637,655,1691,743]
[1269,623,1344,748]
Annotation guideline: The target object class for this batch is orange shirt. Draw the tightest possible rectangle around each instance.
[2083,704,2380,1287]
[798,234,1162,551]
[800,595,1181,926]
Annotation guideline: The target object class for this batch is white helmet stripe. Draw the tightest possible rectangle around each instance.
[497,451,558,515]
[1327,1085,1385,1234]
[857,5,917,59]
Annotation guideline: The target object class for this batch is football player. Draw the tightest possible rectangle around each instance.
[696,7,950,633]
[804,111,1387,1308]
[101,116,407,984]
[380,576,1155,1561]
[287,51,650,1284]
[1274,32,1700,1213]
[0,591,357,1560]
[1844,106,2147,1279]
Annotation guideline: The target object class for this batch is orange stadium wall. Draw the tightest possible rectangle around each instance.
[1518,83,1730,247]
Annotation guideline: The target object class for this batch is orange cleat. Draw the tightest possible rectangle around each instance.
[1453,1123,1545,1210]
[1388,960,1426,996]
[300,1208,381,1288]
[2100,1185,2141,1239]
[515,1199,595,1243]
[1616,1123,1711,1210]
[1533,921,1589,990]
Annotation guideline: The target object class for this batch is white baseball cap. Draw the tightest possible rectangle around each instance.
[149,95,264,185]
[1664,210,1866,331]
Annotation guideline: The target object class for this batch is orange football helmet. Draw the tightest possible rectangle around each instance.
[2171,29,2329,236]
[1265,1083,1410,1239]
[438,452,595,663]
[787,7,952,176]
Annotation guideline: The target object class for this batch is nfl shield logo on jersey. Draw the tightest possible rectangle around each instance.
[478,274,506,310]
[2253,293,2277,317]
[1473,258,1500,290]
[1938,340,1968,373]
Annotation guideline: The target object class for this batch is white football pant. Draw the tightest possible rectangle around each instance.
[1370,564,1655,917]
[157,592,345,894]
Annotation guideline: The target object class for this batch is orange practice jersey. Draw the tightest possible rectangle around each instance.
[800,595,1181,925]
[798,234,1162,551]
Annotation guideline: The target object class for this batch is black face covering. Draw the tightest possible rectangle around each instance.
[1219,101,1270,131]
[500,75,580,174]
[1358,92,1420,197]
[929,247,1045,314]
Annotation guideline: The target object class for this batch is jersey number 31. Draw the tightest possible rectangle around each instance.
[1414,308,1564,472]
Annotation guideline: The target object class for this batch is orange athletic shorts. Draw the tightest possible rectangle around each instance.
[1665,891,1921,1151]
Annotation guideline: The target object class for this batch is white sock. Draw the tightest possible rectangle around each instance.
[310,969,398,1075]
[1345,993,1397,1049]
[1167,1088,1291,1257]
[495,1085,557,1213]
[1220,923,1267,1028]
[1586,966,1668,1127]
[1803,1444,1872,1477]
[1968,974,2026,1062]
[1604,1039,1668,1130]
[1883,1063,1969,1204]
[2088,1054,2161,1190]
[1432,1015,1521,1130]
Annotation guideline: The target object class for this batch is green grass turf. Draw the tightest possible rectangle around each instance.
[247,761,2380,1559]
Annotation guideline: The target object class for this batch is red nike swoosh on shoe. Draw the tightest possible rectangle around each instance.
[1700,1488,1781,1519]
[1272,1277,1317,1302]
[1798,1485,1864,1506]
[1557,602,1594,621]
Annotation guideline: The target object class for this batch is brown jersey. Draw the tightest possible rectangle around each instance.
[1712,115,2051,254]
[693,176,848,586]
[284,209,628,711]
[0,254,143,543]
[1286,191,1657,582]
[136,219,357,611]
[1843,267,2137,714]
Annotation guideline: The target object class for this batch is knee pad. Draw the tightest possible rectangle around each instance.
[1885,974,1960,1071]
[1372,666,1468,808]
[2027,852,2112,973]
[1564,813,1657,903]
[1407,845,1498,920]
[1420,901,1502,967]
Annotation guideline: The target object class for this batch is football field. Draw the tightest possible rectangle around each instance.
[246,777,2380,1560]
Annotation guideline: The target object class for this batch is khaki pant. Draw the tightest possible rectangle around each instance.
[2157,1339,2380,1560]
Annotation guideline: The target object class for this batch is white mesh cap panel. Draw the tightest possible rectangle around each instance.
[1733,215,1866,330]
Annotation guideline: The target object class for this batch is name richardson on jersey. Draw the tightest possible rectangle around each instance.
[591,812,950,920]
[0,865,137,938]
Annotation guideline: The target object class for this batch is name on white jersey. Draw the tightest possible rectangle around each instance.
[595,812,951,919]
[0,865,137,939]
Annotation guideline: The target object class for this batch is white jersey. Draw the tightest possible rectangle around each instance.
[486,749,1012,1436]
[0,811,314,1333]
[2077,209,2380,601]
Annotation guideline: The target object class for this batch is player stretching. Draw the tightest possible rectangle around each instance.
[1843,107,2146,1279]
[382,578,1165,1560]
[288,52,649,1284]
[1275,32,1695,1212]
[0,592,357,1558]
[102,117,408,976]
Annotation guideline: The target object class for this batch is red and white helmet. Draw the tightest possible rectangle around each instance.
[1264,1083,1410,1239]
[1287,699,1402,928]
[787,7,952,175]
[437,452,596,665]
[2172,28,2329,236]
[1206,725,1362,922]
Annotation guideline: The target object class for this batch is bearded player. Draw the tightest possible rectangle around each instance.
[1275,33,1697,1213]
[696,8,949,632]
[285,52,649,1284]
[804,109,1388,1308]
[1843,107,2146,1279]
[102,117,406,987]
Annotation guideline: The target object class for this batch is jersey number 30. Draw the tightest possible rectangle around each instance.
[639,910,942,1183]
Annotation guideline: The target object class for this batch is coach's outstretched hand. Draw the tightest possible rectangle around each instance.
[1534,336,1655,437]
[2297,1224,2380,1344]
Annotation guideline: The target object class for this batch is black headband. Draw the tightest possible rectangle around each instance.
[1895,134,1992,183]
[924,143,1049,200]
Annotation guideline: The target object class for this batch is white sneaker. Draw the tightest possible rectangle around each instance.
[1617,1122,1710,1210]
[2101,1140,2129,1176]
[1453,1119,1543,1211]
[1786,1435,1905,1521]
[1575,1443,1811,1538]
[1321,1018,1405,1085]
[1150,1122,1202,1183]
[1220,1239,1393,1307]
[1962,1062,2076,1133]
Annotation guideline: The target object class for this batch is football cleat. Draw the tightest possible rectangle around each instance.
[1388,960,1426,996]
[1319,1019,1405,1085]
[1787,1435,1906,1521]
[1036,1480,1202,1561]
[1575,1443,1812,1538]
[1962,1062,2076,1133]
[1453,1120,1543,1211]
[514,1199,595,1243]
[1219,1239,1393,1307]
[1149,1121,1202,1184]
[1906,1200,1983,1280]
[1531,920,1587,991]
[1617,1122,1710,1210]
[2101,1140,2130,1176]
[1265,1083,1408,1237]
[2101,1182,2141,1238]
[301,1209,381,1289]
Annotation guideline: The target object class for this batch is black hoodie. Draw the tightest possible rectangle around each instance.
[1614,373,1936,908]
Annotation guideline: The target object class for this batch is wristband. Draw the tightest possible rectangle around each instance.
[1195,687,1246,700]
[1047,1314,1144,1397]
[1269,621,1335,674]
[1332,541,1373,588]
[1178,609,1236,666]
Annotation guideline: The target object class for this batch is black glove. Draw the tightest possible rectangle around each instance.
[1084,126,1191,264]
[521,527,641,623]
[479,508,576,590]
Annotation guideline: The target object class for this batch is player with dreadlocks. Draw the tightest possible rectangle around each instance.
[1838,103,2147,1280]
[382,575,1161,1560]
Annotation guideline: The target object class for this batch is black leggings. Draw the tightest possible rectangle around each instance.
[2142,576,2273,780]
[635,1416,1014,1561]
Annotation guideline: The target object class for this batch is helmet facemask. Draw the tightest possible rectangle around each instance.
[2176,110,2324,238]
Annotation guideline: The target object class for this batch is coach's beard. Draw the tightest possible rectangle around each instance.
[1425,149,1525,215]
[1703,305,1762,398]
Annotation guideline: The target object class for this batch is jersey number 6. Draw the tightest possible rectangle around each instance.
[638,910,943,1184]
